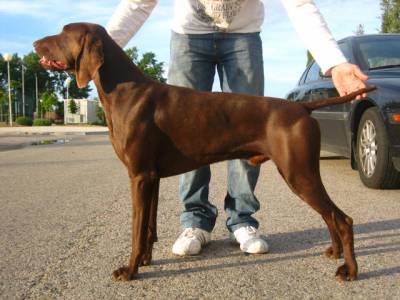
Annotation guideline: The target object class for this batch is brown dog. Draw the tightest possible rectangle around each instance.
[34,22,376,281]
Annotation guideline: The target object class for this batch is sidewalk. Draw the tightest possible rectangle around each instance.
[0,125,109,136]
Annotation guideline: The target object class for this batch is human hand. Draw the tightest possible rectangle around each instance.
[330,63,369,99]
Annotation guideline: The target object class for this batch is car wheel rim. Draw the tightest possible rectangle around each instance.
[359,120,378,178]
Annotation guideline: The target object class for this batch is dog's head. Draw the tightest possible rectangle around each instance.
[34,22,106,88]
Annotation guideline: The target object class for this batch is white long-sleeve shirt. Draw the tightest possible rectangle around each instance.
[106,0,347,73]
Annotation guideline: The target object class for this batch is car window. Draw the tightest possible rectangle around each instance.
[303,43,351,85]
[339,42,352,61]
[358,36,400,69]
[304,61,321,83]
[298,66,309,85]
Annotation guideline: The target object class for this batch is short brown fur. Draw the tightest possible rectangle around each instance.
[34,23,376,281]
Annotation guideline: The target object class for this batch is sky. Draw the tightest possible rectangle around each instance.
[0,0,381,98]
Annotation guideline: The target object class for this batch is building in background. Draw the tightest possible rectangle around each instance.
[63,99,100,124]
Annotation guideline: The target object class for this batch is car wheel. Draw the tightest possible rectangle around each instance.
[356,107,400,189]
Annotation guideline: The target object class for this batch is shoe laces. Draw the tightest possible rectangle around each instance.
[244,226,258,237]
[235,226,260,244]
[181,228,207,245]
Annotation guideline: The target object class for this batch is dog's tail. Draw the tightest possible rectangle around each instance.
[301,85,377,112]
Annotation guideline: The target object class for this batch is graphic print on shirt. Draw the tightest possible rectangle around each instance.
[194,0,245,29]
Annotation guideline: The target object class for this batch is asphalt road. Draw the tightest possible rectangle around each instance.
[1,134,399,299]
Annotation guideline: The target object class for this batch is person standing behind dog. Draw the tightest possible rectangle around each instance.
[106,0,368,256]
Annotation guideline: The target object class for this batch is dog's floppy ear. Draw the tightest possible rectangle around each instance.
[75,33,104,88]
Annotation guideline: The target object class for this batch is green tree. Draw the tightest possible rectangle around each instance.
[40,91,58,112]
[0,53,22,89]
[20,52,90,110]
[51,72,91,99]
[125,47,166,83]
[0,54,20,111]
[21,52,53,116]
[22,52,53,94]
[68,99,78,114]
[0,85,6,122]
[55,100,64,116]
[68,77,91,98]
[125,47,139,62]
[96,104,106,125]
[0,47,165,120]
[20,52,91,99]
[381,0,400,33]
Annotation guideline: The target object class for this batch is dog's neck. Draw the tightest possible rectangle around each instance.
[93,38,152,96]
[91,37,154,137]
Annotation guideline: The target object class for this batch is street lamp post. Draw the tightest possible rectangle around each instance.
[21,64,27,117]
[65,77,72,125]
[3,53,13,126]
[35,73,39,119]
[65,77,72,100]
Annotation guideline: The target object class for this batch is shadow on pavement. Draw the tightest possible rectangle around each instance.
[359,266,400,280]
[139,218,400,280]
[320,156,347,160]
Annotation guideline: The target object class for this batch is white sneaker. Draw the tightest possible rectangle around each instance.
[172,228,211,256]
[231,226,269,254]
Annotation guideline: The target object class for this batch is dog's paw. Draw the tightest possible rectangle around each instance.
[112,266,136,281]
[335,263,357,282]
[324,246,342,259]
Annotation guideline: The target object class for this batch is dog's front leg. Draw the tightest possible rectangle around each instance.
[140,178,159,266]
[112,174,156,281]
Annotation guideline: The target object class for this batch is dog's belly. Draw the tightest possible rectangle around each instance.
[156,143,266,178]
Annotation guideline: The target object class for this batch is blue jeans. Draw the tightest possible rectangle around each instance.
[168,31,264,233]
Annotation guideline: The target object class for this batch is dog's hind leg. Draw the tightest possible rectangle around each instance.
[322,212,343,259]
[272,118,357,281]
[299,181,355,280]
[112,173,157,281]
[276,165,343,260]
[278,164,357,281]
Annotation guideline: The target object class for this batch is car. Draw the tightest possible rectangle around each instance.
[286,34,400,189]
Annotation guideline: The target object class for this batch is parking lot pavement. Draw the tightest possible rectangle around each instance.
[0,126,108,152]
[0,135,399,299]
[0,125,108,135]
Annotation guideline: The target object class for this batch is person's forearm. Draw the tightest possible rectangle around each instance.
[106,0,158,48]
[281,0,347,74]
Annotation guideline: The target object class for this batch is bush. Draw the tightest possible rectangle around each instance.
[33,118,52,126]
[88,121,107,126]
[96,105,107,126]
[16,116,33,126]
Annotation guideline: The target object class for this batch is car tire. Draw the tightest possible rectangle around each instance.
[356,107,400,189]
